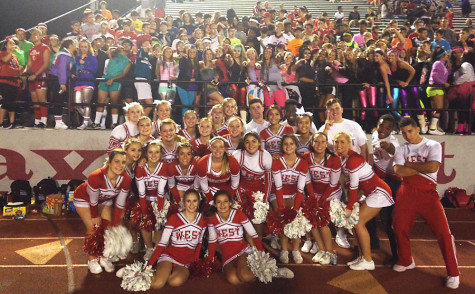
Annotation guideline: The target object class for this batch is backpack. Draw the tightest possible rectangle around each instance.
[10,180,33,204]
[60,179,85,201]
[33,178,59,204]
[444,187,475,209]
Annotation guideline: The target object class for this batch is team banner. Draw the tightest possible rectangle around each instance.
[0,130,473,196]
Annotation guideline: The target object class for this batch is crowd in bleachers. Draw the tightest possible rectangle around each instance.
[0,0,474,134]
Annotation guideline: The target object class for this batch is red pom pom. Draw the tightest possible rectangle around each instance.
[266,208,297,236]
[302,197,330,228]
[83,226,105,257]
[200,202,212,214]
[239,193,255,220]
[129,201,155,231]
[189,259,222,280]
[124,196,138,220]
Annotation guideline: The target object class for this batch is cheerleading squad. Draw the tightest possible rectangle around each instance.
[74,97,460,290]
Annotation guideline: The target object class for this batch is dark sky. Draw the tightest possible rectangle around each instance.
[0,0,136,40]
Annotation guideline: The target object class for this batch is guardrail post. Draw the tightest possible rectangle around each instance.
[67,76,72,129]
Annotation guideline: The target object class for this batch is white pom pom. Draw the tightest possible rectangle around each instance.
[283,208,313,239]
[151,199,170,230]
[251,191,269,225]
[246,248,278,284]
[104,225,133,259]
[329,199,360,230]
[345,202,360,230]
[120,261,155,291]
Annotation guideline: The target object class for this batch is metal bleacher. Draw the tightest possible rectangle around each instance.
[161,0,471,33]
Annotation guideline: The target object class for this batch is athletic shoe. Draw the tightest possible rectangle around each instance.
[349,258,375,270]
[279,251,289,264]
[54,121,68,130]
[319,252,331,265]
[446,276,460,289]
[110,256,120,262]
[111,123,119,129]
[292,251,303,264]
[119,254,127,260]
[420,125,428,134]
[301,240,312,253]
[34,122,46,129]
[77,123,88,130]
[100,123,106,130]
[347,256,362,266]
[309,242,319,254]
[12,123,24,129]
[312,251,325,263]
[143,248,154,261]
[2,123,13,129]
[336,228,350,249]
[428,128,445,135]
[276,267,294,279]
[88,259,103,274]
[99,257,115,272]
[393,259,416,272]
[131,241,140,254]
[87,123,101,130]
[270,235,281,250]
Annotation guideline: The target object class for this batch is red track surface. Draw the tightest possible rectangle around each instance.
[0,208,474,294]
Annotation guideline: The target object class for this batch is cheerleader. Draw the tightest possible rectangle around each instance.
[334,132,394,270]
[190,117,213,158]
[223,116,245,153]
[223,97,239,123]
[232,132,272,236]
[271,134,308,264]
[259,105,294,157]
[135,140,168,261]
[295,113,313,156]
[151,100,172,138]
[123,138,143,254]
[304,133,342,264]
[167,143,200,205]
[136,116,155,145]
[206,190,264,285]
[107,102,143,153]
[178,110,199,141]
[159,118,188,163]
[197,137,240,205]
[148,189,207,289]
[73,149,132,274]
[209,104,229,136]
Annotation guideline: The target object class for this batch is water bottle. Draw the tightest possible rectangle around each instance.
[330,250,338,266]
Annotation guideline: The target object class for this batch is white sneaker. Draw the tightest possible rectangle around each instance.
[301,240,312,253]
[54,121,68,130]
[276,267,294,279]
[270,235,281,250]
[292,251,303,264]
[393,259,416,272]
[77,123,88,130]
[88,259,103,274]
[428,128,445,135]
[310,242,319,254]
[100,123,106,130]
[319,252,331,265]
[446,276,460,289]
[99,257,115,272]
[336,228,350,249]
[118,254,127,260]
[312,251,325,263]
[279,251,289,264]
[346,256,362,266]
[420,125,428,134]
[110,256,120,263]
[349,258,375,270]
[143,248,154,261]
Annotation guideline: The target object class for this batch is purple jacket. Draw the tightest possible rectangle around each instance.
[429,60,448,85]
[75,53,98,87]
[50,49,74,86]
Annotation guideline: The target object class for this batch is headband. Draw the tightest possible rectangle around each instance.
[437,51,447,59]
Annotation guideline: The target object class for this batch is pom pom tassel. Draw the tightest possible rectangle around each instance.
[130,202,156,231]
[188,259,222,280]
[104,225,133,259]
[266,208,297,236]
[329,199,360,230]
[151,199,170,230]
[302,197,330,228]
[83,225,105,257]
[246,248,278,284]
[251,191,269,225]
[283,208,313,239]
[116,261,154,292]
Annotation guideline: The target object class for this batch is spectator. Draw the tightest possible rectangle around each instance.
[81,10,101,41]
[0,37,22,129]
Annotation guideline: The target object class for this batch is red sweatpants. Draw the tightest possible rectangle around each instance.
[393,176,459,277]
